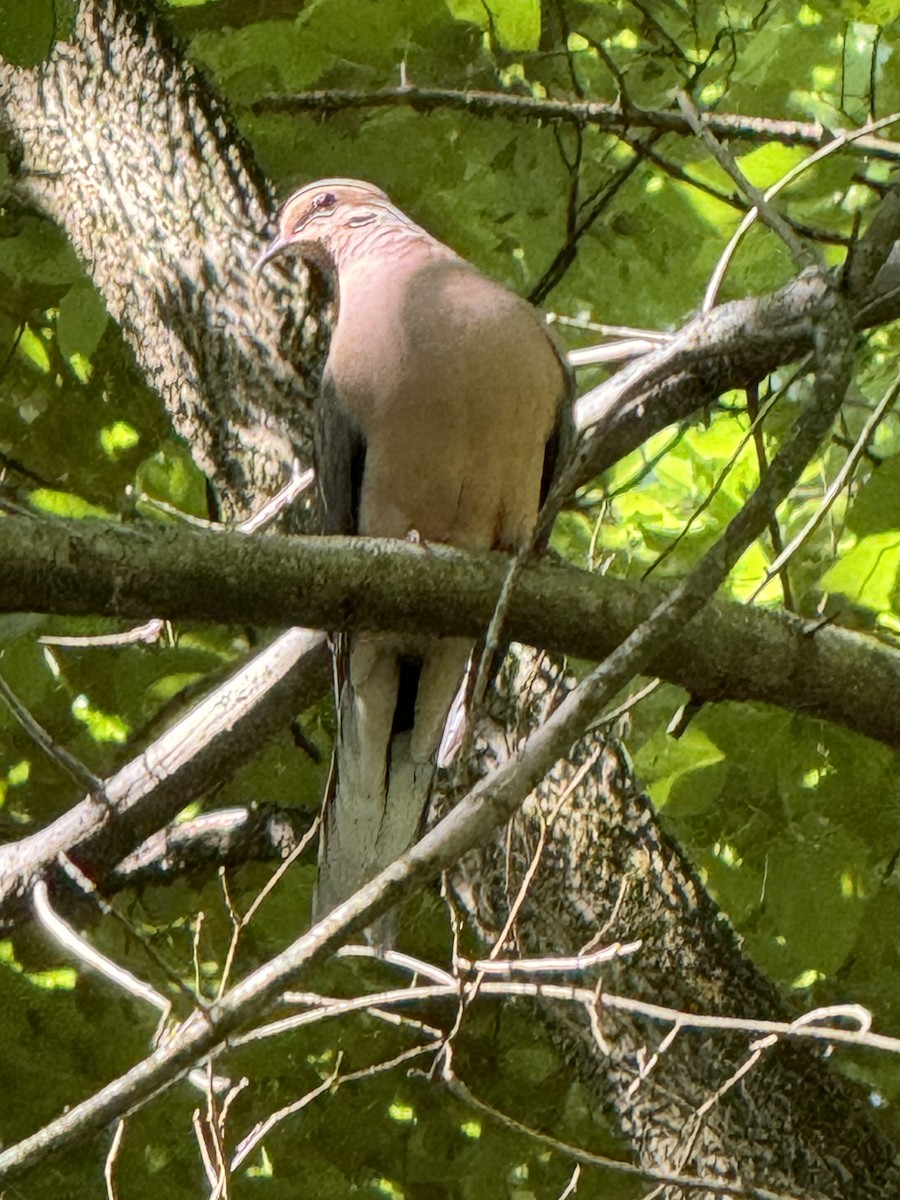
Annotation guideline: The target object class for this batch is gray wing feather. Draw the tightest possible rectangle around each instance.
[315,375,365,536]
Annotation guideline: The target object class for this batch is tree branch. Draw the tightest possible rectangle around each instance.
[251,85,900,161]
[0,627,328,929]
[3,514,900,748]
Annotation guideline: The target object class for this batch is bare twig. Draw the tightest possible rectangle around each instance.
[745,382,794,608]
[702,111,900,310]
[227,1061,339,1175]
[0,626,328,928]
[0,671,105,797]
[33,880,170,1020]
[236,462,314,534]
[641,382,785,581]
[748,369,900,600]
[675,90,813,271]
[440,1068,809,1200]
[103,1119,126,1200]
[41,618,168,648]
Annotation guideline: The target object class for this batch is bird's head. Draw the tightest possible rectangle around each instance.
[254,179,414,273]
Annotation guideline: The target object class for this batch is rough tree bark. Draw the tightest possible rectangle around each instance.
[0,0,315,521]
[1,1,897,1195]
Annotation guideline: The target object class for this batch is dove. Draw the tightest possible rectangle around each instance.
[256,179,572,931]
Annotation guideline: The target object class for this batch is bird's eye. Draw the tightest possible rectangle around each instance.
[291,191,339,235]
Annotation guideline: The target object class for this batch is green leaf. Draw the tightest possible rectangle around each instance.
[57,282,109,361]
[737,142,807,190]
[0,217,83,286]
[17,326,51,374]
[821,531,900,612]
[444,0,540,48]
[25,967,77,991]
[71,693,130,744]
[0,0,54,66]
[487,0,541,50]
[30,488,113,520]
[135,443,210,518]
[745,839,867,981]
[443,0,485,27]
[99,421,140,459]
[841,0,900,23]
[844,455,900,536]
[635,724,726,809]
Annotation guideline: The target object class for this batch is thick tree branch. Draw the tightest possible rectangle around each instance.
[110,803,314,889]
[3,514,900,748]
[845,184,900,296]
[568,261,900,487]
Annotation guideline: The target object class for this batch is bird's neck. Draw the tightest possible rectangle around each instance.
[331,219,457,274]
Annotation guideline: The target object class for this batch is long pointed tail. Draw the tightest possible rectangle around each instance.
[313,633,470,932]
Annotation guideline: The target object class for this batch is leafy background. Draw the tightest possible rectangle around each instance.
[2,0,900,1195]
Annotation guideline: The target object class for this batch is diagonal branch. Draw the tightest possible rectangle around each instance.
[0,628,328,929]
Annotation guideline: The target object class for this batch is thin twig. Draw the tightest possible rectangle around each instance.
[58,852,203,1014]
[33,881,170,1019]
[40,618,168,648]
[0,671,105,797]
[745,382,794,609]
[228,1061,340,1174]
[103,1119,125,1200]
[748,369,900,601]
[251,86,900,161]
[441,1068,808,1200]
[642,383,785,581]
[702,110,900,310]
[675,90,813,271]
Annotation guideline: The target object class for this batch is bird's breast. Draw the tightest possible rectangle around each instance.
[325,257,566,550]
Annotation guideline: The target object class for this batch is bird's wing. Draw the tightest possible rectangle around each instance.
[315,372,366,536]
[540,331,577,507]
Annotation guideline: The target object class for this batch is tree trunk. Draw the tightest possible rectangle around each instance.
[0,0,315,523]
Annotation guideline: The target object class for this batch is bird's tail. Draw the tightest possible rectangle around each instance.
[312,633,470,938]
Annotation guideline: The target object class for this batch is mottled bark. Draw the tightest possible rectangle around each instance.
[5,515,900,751]
[0,0,317,522]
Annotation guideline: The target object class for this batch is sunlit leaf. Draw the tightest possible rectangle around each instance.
[71,694,130,744]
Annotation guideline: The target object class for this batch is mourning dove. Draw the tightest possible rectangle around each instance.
[257,179,572,930]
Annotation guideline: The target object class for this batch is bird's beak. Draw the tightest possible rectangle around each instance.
[252,233,289,275]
